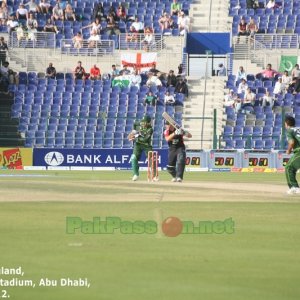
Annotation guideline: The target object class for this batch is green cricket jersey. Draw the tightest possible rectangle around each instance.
[286,127,300,151]
[133,121,153,147]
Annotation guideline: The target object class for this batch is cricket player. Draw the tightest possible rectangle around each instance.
[128,115,157,181]
[285,115,300,194]
[164,122,192,182]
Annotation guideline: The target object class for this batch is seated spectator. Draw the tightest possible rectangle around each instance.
[159,12,173,31]
[107,6,117,21]
[56,0,66,10]
[26,13,38,30]
[0,61,18,85]
[110,64,119,79]
[217,63,227,76]
[72,32,83,49]
[7,16,19,34]
[0,37,8,67]
[74,61,86,80]
[105,14,120,35]
[64,3,76,21]
[51,3,64,21]
[175,77,188,97]
[282,70,292,91]
[131,17,144,33]
[45,62,56,79]
[224,89,238,108]
[142,27,154,51]
[125,26,138,45]
[167,70,177,87]
[39,0,50,14]
[44,18,58,33]
[116,5,126,22]
[291,64,300,80]
[16,4,28,20]
[90,64,101,80]
[236,66,247,82]
[0,2,8,25]
[259,90,274,107]
[146,72,162,87]
[237,18,248,39]
[171,0,182,15]
[82,18,101,35]
[273,77,285,95]
[16,25,26,42]
[177,10,189,35]
[246,0,259,9]
[122,65,131,75]
[237,78,248,94]
[164,91,175,105]
[243,87,255,107]
[93,2,104,21]
[256,63,279,81]
[144,91,157,106]
[247,17,258,38]
[88,30,100,48]
[266,0,276,9]
[25,0,40,13]
[130,70,141,88]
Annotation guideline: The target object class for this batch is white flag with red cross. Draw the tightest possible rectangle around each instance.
[121,52,157,73]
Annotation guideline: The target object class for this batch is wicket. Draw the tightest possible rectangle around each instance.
[147,151,159,181]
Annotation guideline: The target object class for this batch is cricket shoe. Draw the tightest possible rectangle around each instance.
[286,187,300,195]
[176,178,182,182]
[171,177,177,182]
[132,175,139,181]
[153,176,159,182]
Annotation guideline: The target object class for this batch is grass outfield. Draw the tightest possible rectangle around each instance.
[0,171,299,300]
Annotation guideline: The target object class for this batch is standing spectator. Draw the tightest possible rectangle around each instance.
[159,12,173,31]
[46,62,56,79]
[175,77,188,97]
[110,64,119,79]
[7,16,19,34]
[167,70,177,87]
[0,2,9,25]
[142,27,154,51]
[217,63,227,76]
[39,0,51,14]
[82,18,101,35]
[90,64,101,80]
[44,18,59,33]
[171,0,182,15]
[16,4,28,20]
[236,66,247,82]
[130,70,141,88]
[74,61,86,80]
[0,37,8,67]
[131,17,144,33]
[237,78,248,94]
[25,0,40,13]
[93,2,104,21]
[64,3,76,21]
[257,63,280,81]
[52,3,64,21]
[291,64,300,80]
[144,91,157,106]
[164,91,175,105]
[87,30,100,48]
[247,17,258,38]
[260,90,274,107]
[177,10,189,35]
[72,32,83,49]
[177,63,184,77]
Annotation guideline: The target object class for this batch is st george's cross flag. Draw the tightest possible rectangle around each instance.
[121,52,157,72]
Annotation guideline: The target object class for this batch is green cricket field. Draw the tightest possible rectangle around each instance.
[0,170,299,300]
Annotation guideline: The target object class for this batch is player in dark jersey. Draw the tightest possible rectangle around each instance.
[285,115,300,194]
[164,122,192,182]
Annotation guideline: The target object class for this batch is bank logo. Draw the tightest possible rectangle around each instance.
[44,152,64,166]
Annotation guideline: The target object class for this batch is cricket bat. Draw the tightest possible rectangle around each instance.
[162,112,191,135]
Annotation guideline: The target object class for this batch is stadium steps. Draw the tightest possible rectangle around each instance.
[0,93,24,147]
[183,77,224,150]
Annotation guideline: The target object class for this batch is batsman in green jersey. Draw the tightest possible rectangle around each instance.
[285,115,300,195]
[128,115,158,181]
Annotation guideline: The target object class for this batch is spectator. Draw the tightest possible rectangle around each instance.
[237,78,248,94]
[159,12,173,31]
[266,0,276,9]
[26,13,38,30]
[87,30,100,48]
[247,17,258,38]
[52,3,64,21]
[110,64,119,79]
[142,27,154,51]
[7,16,19,34]
[25,0,40,13]
[259,90,274,107]
[90,64,101,80]
[56,0,66,10]
[291,64,300,80]
[282,70,292,91]
[45,62,56,79]
[44,18,59,33]
[74,61,86,80]
[82,18,101,35]
[72,32,83,49]
[39,0,50,14]
[125,26,138,45]
[171,0,182,15]
[93,2,104,21]
[16,25,25,42]
[167,70,177,87]
[121,65,131,75]
[177,63,184,77]
[146,72,162,87]
[164,91,175,105]
[175,77,188,97]
[217,63,227,76]
[177,10,189,35]
[257,63,280,81]
[237,18,248,40]
[144,91,157,106]
[0,2,8,25]
[243,87,255,108]
[246,0,259,9]
[236,66,247,82]
[0,37,8,67]
[64,3,76,21]
[0,61,18,85]
[131,17,144,33]
[116,5,126,22]
[273,77,286,95]
[130,70,141,88]
[224,89,239,110]
[16,4,28,20]
[105,13,120,35]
